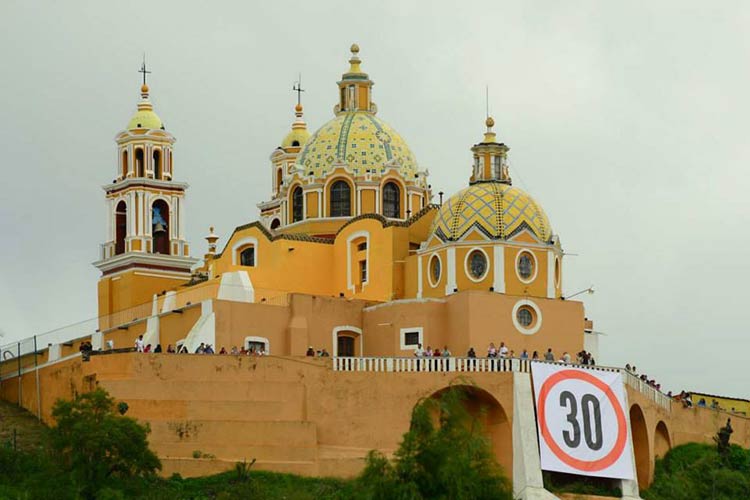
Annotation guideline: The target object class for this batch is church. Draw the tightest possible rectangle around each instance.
[3,44,746,500]
[93,44,591,361]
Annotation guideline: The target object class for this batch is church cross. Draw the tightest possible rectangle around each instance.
[139,55,151,86]
[293,73,305,106]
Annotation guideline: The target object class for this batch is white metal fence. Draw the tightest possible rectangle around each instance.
[332,356,673,413]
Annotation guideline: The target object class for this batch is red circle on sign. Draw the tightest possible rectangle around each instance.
[537,369,628,472]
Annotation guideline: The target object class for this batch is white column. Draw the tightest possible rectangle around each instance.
[128,191,136,236]
[417,255,423,298]
[512,372,558,499]
[493,245,505,293]
[142,191,148,237]
[178,196,185,240]
[445,246,457,295]
[546,250,556,299]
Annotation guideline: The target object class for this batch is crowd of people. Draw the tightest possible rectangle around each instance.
[131,335,268,356]
[409,343,596,365]
[625,364,662,391]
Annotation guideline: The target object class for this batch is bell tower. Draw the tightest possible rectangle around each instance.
[94,64,198,320]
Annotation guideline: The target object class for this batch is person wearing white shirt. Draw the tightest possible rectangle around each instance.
[134,335,144,353]
[499,342,509,358]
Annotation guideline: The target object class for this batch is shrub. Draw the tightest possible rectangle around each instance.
[357,384,512,500]
[49,388,161,498]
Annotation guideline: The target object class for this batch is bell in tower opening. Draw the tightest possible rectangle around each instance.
[152,200,170,255]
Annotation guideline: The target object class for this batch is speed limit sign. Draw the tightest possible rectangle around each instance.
[531,362,635,479]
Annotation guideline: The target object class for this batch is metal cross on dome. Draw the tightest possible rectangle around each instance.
[293,73,305,106]
[139,54,151,86]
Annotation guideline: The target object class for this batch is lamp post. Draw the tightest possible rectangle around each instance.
[563,285,594,300]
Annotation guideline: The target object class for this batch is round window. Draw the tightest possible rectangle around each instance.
[517,306,534,327]
[468,250,488,280]
[429,254,441,286]
[518,252,534,280]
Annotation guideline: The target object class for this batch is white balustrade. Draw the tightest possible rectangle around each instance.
[331,357,672,413]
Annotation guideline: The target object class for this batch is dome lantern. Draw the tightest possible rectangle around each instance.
[336,43,376,114]
[470,116,510,185]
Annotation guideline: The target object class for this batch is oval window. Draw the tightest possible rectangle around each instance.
[518,252,534,280]
[517,306,534,327]
[429,254,441,286]
[468,250,488,280]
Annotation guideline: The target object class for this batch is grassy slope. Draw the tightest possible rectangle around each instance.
[0,400,46,452]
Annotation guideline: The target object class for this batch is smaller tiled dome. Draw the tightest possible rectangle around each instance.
[431,182,552,242]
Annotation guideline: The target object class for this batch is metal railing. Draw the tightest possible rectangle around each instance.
[332,356,531,373]
[332,357,673,413]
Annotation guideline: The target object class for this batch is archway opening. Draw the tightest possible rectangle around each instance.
[654,421,671,460]
[151,199,170,255]
[630,404,650,487]
[121,150,128,178]
[135,148,144,177]
[291,186,304,223]
[333,329,360,357]
[270,218,281,230]
[153,149,162,179]
[115,201,127,255]
[330,180,352,217]
[428,385,512,477]
[383,181,401,218]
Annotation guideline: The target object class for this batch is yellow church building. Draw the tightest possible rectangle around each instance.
[93,44,587,362]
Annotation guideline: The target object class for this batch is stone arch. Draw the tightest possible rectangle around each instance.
[654,420,671,460]
[428,385,512,477]
[630,403,650,488]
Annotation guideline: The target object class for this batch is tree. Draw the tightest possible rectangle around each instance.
[358,385,512,500]
[49,388,161,498]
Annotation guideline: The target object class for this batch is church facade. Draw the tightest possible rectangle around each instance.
[93,45,592,362]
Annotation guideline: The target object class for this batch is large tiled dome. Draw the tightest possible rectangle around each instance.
[297,111,418,178]
[431,182,552,242]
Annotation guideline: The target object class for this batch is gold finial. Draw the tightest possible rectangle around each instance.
[486,116,495,129]
[350,43,360,54]
[295,103,303,113]
[483,116,497,143]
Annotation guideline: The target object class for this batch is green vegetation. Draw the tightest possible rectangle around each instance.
[644,442,750,500]
[543,470,621,497]
[356,385,512,499]
[0,386,511,499]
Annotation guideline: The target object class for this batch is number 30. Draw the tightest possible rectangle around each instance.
[559,391,603,450]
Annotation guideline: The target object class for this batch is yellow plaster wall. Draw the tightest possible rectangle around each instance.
[360,189,376,214]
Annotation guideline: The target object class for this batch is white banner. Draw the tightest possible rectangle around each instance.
[531,362,634,480]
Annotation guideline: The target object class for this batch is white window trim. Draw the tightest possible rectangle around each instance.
[346,230,370,293]
[232,236,259,266]
[464,246,490,283]
[515,248,538,284]
[331,326,363,356]
[427,252,442,288]
[512,299,543,335]
[244,336,270,354]
[400,326,424,351]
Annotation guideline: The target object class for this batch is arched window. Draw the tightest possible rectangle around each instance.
[115,201,127,255]
[121,150,128,179]
[135,149,144,177]
[270,219,281,230]
[276,168,283,193]
[383,182,400,218]
[292,186,304,223]
[291,140,300,147]
[151,200,170,255]
[153,150,162,179]
[239,246,255,266]
[330,180,351,217]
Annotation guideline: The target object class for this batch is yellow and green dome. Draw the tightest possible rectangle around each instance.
[297,111,418,178]
[431,182,552,242]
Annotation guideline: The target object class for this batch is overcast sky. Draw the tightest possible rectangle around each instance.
[1,1,748,397]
